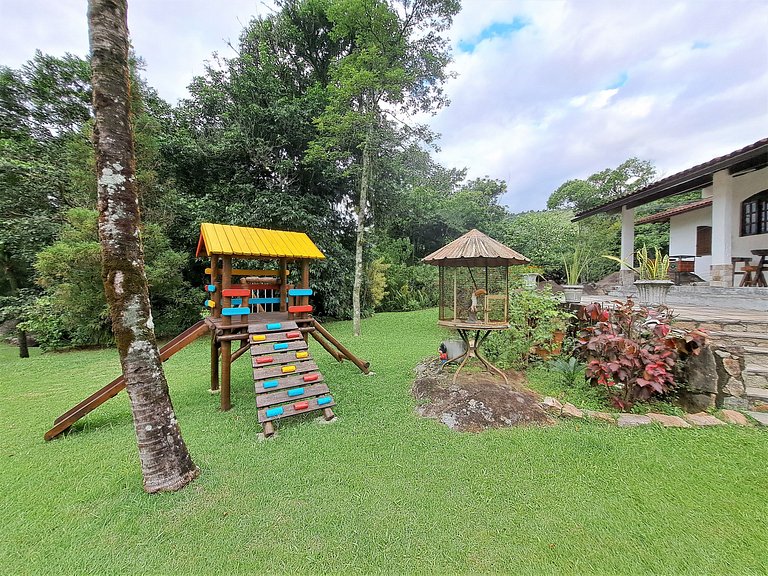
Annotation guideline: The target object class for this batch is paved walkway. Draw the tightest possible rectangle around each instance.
[581,295,765,324]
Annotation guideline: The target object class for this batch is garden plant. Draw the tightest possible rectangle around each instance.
[575,299,706,411]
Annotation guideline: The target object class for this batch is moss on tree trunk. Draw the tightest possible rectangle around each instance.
[88,0,198,493]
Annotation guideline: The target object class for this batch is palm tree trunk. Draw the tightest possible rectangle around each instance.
[88,0,198,493]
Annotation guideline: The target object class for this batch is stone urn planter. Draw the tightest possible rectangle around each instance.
[522,273,539,289]
[634,279,673,306]
[562,284,584,304]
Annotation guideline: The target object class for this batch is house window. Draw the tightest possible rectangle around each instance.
[741,189,768,236]
[696,226,711,256]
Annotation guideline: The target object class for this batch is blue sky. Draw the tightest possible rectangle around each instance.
[1,0,767,212]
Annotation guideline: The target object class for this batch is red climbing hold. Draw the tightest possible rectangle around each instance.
[293,401,309,411]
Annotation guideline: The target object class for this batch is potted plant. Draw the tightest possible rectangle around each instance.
[563,245,590,304]
[604,246,673,306]
[515,265,544,289]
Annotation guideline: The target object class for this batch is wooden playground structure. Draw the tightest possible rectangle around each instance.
[422,228,529,384]
[45,223,369,440]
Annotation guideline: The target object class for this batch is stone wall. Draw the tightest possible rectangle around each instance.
[679,344,746,411]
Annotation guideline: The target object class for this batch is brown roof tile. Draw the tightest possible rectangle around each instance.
[635,198,713,225]
[574,137,768,220]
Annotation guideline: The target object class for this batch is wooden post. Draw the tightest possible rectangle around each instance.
[210,333,219,392]
[438,266,444,321]
[301,259,310,299]
[310,330,344,362]
[220,255,232,411]
[504,267,509,324]
[453,270,457,321]
[279,257,288,312]
[211,256,221,319]
[313,319,370,373]
[301,259,310,341]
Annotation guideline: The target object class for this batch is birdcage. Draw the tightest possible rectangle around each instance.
[423,229,529,327]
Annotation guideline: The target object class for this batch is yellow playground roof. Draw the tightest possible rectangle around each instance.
[196,223,325,260]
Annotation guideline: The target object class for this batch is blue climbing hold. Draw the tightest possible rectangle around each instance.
[287,387,305,397]
[317,396,333,406]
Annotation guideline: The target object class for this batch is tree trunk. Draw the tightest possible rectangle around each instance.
[352,125,373,337]
[88,0,199,493]
[17,328,29,358]
[4,267,28,358]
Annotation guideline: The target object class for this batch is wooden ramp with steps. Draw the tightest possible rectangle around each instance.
[249,320,335,437]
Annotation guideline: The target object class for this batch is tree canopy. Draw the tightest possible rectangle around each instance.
[546,157,657,213]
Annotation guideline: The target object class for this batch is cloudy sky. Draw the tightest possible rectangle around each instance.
[2,0,767,212]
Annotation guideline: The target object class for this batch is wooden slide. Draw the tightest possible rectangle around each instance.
[44,320,209,441]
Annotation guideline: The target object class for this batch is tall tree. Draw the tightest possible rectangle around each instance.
[88,0,198,492]
[547,157,657,213]
[308,0,460,335]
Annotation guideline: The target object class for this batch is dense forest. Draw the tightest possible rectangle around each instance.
[0,0,678,351]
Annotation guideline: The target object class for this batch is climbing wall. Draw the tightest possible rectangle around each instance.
[249,320,336,435]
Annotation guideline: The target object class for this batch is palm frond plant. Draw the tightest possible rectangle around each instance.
[604,246,672,306]
[564,244,591,285]
[603,245,670,280]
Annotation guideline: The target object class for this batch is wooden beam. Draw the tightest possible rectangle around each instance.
[220,255,232,411]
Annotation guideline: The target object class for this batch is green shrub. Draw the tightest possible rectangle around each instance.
[483,283,572,369]
[575,300,706,411]
[29,209,200,348]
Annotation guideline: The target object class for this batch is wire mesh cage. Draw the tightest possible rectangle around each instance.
[439,266,509,324]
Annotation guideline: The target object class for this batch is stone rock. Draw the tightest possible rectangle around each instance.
[746,411,768,426]
[412,364,553,432]
[617,414,652,427]
[541,396,563,413]
[684,347,718,394]
[685,412,726,426]
[722,396,749,410]
[584,410,616,423]
[561,403,583,418]
[647,413,691,428]
[720,410,750,426]
[677,392,716,413]
[722,357,742,378]
[723,377,745,397]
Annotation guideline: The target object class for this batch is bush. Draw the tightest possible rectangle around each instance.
[575,300,706,411]
[376,262,438,312]
[370,236,438,313]
[29,209,200,348]
[483,283,572,369]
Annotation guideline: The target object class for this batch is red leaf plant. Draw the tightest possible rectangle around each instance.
[575,299,707,411]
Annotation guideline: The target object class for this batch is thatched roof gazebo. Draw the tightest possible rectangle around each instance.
[422,229,529,327]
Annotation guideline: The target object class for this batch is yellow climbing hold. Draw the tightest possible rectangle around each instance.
[295,351,309,359]
[282,365,296,373]
[252,334,266,341]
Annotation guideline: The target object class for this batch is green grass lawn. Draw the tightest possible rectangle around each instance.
[1,308,766,574]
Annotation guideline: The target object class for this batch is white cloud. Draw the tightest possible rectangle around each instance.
[1,0,766,213]
[432,0,768,211]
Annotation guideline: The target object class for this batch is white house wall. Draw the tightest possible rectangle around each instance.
[669,207,712,281]
[730,166,768,258]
